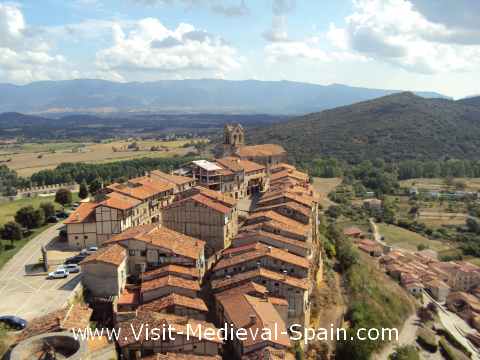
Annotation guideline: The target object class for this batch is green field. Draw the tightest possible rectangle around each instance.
[378,223,452,252]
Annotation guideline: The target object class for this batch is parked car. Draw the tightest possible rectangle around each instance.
[81,246,98,255]
[0,315,28,330]
[64,254,86,264]
[48,269,69,279]
[56,211,68,219]
[60,264,80,273]
[47,216,60,223]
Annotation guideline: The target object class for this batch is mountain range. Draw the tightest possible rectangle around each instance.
[0,79,448,115]
[249,92,480,163]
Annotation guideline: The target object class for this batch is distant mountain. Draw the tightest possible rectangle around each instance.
[458,95,480,108]
[0,79,448,114]
[249,92,480,163]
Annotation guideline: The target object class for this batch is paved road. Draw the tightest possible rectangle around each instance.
[0,223,81,320]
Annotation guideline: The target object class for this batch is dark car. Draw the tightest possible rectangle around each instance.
[47,216,59,223]
[64,254,87,265]
[0,315,28,330]
[56,211,69,219]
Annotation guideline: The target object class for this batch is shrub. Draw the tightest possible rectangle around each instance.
[416,328,437,352]
[389,345,420,360]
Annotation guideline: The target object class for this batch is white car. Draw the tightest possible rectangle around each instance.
[59,264,80,273]
[48,269,69,279]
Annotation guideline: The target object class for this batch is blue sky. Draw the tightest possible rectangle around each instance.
[1,0,480,98]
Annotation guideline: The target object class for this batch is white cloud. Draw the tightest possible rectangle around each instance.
[326,0,480,74]
[95,18,241,80]
[0,4,79,83]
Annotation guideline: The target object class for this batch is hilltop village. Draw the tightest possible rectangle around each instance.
[13,124,321,360]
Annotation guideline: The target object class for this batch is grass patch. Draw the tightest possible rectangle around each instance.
[378,223,451,252]
[0,193,79,225]
[336,254,415,360]
[0,224,53,270]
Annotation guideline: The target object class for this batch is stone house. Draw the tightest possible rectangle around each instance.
[211,267,310,327]
[80,244,127,298]
[232,229,312,258]
[105,224,206,278]
[215,290,291,359]
[211,242,310,280]
[162,187,238,255]
[117,311,222,359]
[139,293,208,320]
[141,275,200,302]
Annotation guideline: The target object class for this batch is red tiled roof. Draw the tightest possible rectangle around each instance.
[145,354,221,360]
[117,311,222,347]
[64,202,97,224]
[246,210,308,234]
[218,293,290,348]
[141,275,200,293]
[211,267,309,291]
[254,201,311,219]
[139,293,208,313]
[142,264,200,281]
[108,224,205,260]
[80,244,126,266]
[150,170,194,186]
[343,227,363,236]
[98,191,142,210]
[213,242,309,272]
[235,229,311,250]
[214,281,269,301]
[118,288,139,306]
[235,144,286,157]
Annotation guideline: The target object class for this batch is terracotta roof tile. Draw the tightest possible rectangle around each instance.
[214,281,269,301]
[246,210,309,234]
[235,229,311,250]
[217,157,265,173]
[235,144,286,157]
[254,202,311,219]
[141,275,200,293]
[64,202,97,224]
[271,169,309,183]
[118,288,139,306]
[150,170,194,186]
[117,311,222,347]
[211,267,309,291]
[108,224,205,260]
[144,354,221,360]
[98,191,142,210]
[142,264,200,281]
[213,242,309,272]
[139,293,208,313]
[217,293,290,348]
[80,244,126,266]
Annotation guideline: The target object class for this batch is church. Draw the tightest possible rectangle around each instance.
[222,123,288,167]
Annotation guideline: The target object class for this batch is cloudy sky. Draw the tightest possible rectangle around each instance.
[1,0,479,98]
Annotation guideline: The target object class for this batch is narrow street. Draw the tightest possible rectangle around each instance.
[0,223,80,320]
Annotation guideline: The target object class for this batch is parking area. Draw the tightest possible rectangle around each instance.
[0,223,81,321]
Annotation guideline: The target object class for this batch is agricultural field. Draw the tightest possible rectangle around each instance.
[377,223,453,252]
[0,138,207,176]
[312,177,343,208]
[399,177,480,191]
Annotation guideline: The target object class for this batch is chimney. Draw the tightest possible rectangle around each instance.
[249,314,257,325]
[267,246,272,253]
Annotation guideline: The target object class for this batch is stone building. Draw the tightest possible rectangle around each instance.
[117,311,222,359]
[105,223,206,278]
[162,187,238,254]
[211,267,310,327]
[211,242,310,280]
[80,244,127,298]
[214,287,291,359]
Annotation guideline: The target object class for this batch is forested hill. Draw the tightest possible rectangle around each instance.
[249,92,480,163]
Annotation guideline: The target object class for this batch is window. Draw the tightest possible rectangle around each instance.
[74,236,78,240]
[129,250,136,256]
[84,235,88,239]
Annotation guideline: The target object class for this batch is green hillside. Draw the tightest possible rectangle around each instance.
[249,92,480,163]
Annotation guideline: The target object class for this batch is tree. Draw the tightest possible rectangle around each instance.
[0,221,23,244]
[78,180,89,199]
[55,188,72,207]
[88,178,103,196]
[40,202,55,218]
[466,218,480,234]
[14,206,45,229]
